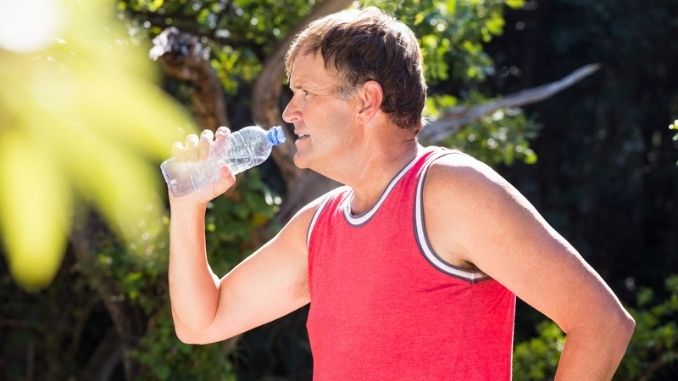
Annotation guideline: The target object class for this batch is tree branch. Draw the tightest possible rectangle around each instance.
[418,63,601,144]
[150,27,230,130]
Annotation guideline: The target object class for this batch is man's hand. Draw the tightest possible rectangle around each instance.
[167,124,314,343]
[168,127,236,207]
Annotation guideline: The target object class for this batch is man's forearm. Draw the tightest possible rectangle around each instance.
[168,203,221,338]
[554,315,635,380]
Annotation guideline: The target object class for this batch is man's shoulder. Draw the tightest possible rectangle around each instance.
[287,186,348,226]
[425,150,508,196]
[306,185,349,210]
[423,149,528,230]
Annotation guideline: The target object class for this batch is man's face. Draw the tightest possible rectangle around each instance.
[282,52,360,171]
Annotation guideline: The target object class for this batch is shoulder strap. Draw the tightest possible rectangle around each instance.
[414,149,489,282]
[305,186,348,248]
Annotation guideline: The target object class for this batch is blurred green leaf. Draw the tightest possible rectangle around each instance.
[0,129,71,288]
[0,0,197,290]
[505,0,525,9]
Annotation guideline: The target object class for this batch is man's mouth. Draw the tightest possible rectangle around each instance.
[295,132,310,140]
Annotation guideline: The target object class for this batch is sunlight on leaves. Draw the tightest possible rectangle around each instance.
[0,0,197,290]
[0,130,71,289]
[0,0,63,52]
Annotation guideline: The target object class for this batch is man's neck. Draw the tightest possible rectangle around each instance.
[344,139,421,215]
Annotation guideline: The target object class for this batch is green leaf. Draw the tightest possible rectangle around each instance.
[446,0,457,16]
[0,0,197,289]
[485,12,505,36]
[0,130,71,289]
[505,0,525,9]
[148,0,164,12]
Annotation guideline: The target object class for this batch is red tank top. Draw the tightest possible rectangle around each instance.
[306,147,516,380]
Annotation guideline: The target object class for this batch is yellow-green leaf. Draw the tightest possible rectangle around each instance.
[505,0,525,9]
[0,130,71,289]
[446,0,457,16]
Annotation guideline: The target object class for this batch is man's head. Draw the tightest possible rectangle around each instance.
[285,7,427,132]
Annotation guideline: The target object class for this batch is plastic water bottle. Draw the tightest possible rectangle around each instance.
[161,125,286,197]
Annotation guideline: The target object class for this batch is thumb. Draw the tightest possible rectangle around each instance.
[212,164,237,197]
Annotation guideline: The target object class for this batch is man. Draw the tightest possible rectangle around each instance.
[168,7,634,380]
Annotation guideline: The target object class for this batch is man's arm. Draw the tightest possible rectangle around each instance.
[424,154,635,380]
[167,129,312,344]
[169,195,313,344]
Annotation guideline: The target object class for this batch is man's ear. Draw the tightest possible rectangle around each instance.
[356,80,383,122]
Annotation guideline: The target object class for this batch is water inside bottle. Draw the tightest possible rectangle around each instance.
[226,157,256,174]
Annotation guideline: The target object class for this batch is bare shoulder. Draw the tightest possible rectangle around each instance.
[422,150,547,268]
[273,187,343,252]
[424,151,520,212]
[423,150,633,350]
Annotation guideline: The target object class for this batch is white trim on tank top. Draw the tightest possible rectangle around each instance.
[415,150,488,282]
[341,155,420,226]
[306,186,348,248]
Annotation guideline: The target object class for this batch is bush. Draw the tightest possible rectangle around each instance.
[513,275,678,380]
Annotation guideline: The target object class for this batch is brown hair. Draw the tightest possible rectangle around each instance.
[285,7,427,132]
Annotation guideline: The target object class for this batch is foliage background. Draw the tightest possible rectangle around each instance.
[1,0,677,380]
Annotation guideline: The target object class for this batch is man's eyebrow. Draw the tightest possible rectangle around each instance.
[287,76,303,88]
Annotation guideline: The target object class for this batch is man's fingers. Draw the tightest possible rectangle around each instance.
[185,134,199,162]
[215,127,231,144]
[172,141,187,161]
[199,130,214,160]
[212,126,231,158]
[215,126,231,136]
[211,165,237,197]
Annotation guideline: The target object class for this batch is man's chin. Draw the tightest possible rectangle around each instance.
[292,154,309,169]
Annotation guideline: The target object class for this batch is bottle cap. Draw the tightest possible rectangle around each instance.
[267,126,286,146]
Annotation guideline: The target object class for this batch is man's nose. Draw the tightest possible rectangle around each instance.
[282,97,301,124]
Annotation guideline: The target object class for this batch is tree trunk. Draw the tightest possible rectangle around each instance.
[250,0,354,222]
[78,327,123,381]
[70,216,144,381]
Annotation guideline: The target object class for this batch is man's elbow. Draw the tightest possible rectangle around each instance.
[175,327,201,345]
[616,309,636,341]
[567,305,636,343]
[174,324,214,345]
[174,322,240,345]
[600,305,636,347]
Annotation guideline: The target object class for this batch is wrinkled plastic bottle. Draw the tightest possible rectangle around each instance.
[161,125,286,197]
